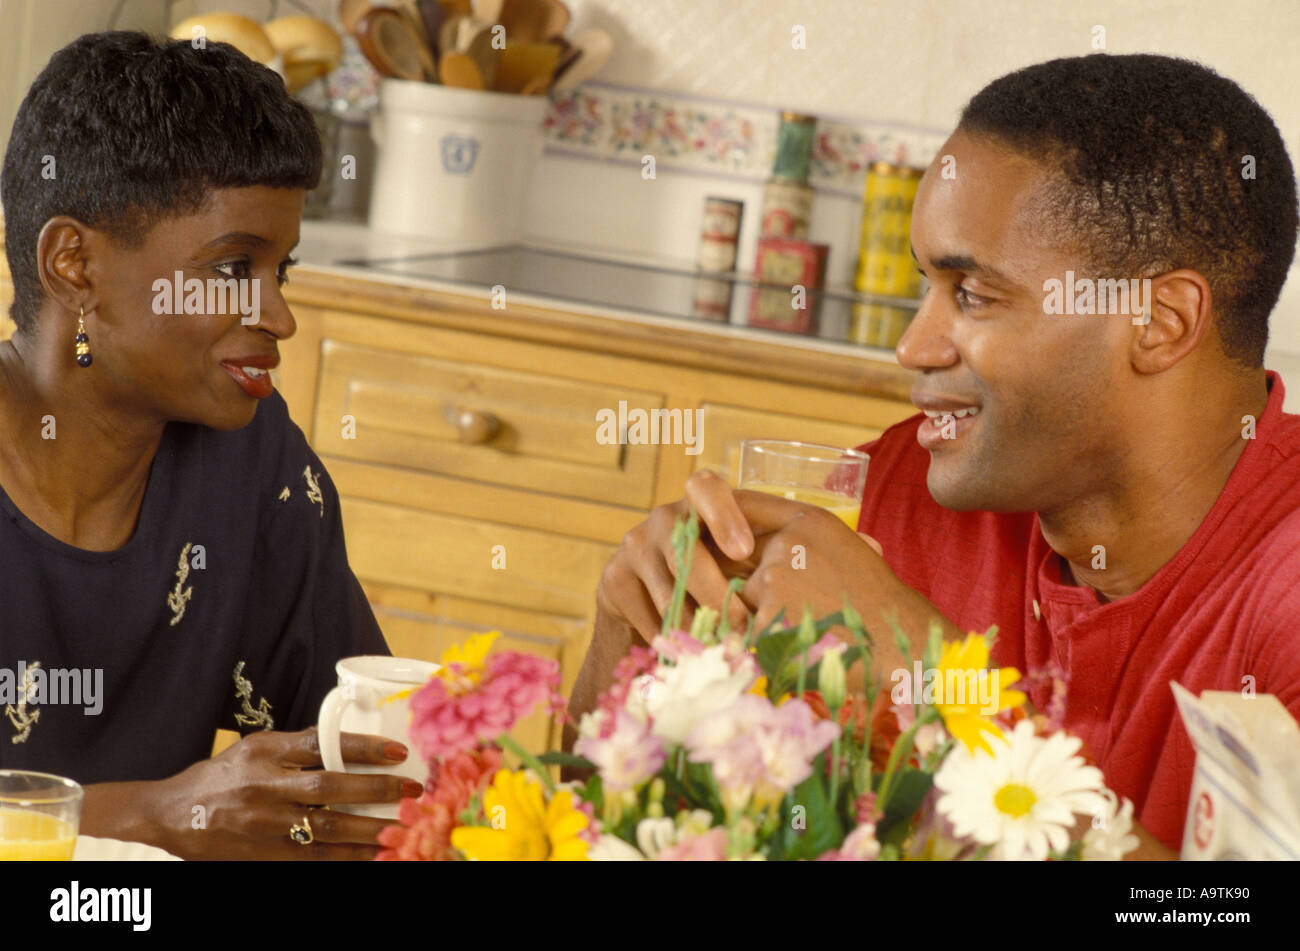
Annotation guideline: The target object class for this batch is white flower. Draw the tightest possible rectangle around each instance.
[587,835,646,861]
[1082,788,1141,860]
[635,810,716,859]
[934,719,1109,860]
[635,817,678,859]
[576,709,607,739]
[643,645,754,746]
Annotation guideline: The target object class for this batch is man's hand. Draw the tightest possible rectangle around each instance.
[81,728,422,860]
[569,469,927,740]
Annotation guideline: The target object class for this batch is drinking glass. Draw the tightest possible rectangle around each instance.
[0,771,82,861]
[738,440,869,530]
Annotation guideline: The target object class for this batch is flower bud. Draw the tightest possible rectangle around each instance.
[690,605,719,642]
[797,605,818,648]
[649,777,665,804]
[819,646,847,712]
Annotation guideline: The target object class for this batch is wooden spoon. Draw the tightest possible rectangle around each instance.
[338,0,373,34]
[497,0,552,44]
[491,40,560,93]
[551,27,611,92]
[354,7,429,81]
[439,51,484,89]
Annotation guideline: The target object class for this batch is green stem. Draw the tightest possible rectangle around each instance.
[876,709,935,812]
[497,734,556,795]
[829,734,842,810]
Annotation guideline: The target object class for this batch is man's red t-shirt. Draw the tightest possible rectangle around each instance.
[855,369,1300,852]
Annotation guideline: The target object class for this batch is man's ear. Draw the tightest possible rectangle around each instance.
[35,215,97,315]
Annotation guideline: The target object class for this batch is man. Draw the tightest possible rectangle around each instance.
[570,53,1300,860]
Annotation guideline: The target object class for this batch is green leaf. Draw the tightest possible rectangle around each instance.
[878,769,933,832]
[537,751,597,769]
[580,772,604,810]
[754,628,798,680]
[781,766,844,860]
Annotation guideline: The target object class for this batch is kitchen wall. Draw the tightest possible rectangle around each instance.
[5,0,1300,369]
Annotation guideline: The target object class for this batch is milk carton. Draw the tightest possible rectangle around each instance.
[1171,682,1300,860]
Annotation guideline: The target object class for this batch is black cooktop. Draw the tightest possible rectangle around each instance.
[336,245,919,351]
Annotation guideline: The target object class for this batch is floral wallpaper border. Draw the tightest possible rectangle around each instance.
[542,83,950,195]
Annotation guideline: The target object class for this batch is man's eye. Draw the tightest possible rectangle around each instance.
[955,285,989,308]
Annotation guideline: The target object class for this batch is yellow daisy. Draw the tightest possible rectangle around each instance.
[434,631,501,691]
[932,632,1026,755]
[450,769,590,861]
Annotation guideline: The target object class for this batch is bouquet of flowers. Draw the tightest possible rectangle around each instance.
[378,510,1138,861]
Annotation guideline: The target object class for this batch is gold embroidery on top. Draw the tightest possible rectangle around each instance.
[278,486,290,502]
[303,465,323,518]
[5,661,41,744]
[232,661,274,731]
[168,542,194,627]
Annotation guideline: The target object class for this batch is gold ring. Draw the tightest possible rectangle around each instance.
[289,815,314,845]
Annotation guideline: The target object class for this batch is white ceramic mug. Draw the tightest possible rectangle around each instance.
[317,655,439,819]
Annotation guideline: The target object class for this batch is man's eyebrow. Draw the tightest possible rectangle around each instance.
[913,247,1016,285]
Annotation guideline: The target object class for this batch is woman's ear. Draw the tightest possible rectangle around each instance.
[35,215,97,315]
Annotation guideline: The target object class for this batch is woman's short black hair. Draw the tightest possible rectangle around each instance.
[958,53,1298,369]
[2,30,322,333]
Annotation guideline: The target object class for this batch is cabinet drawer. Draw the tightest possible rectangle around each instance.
[313,340,663,507]
[341,497,614,619]
[695,401,916,483]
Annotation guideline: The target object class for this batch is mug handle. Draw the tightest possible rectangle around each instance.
[317,685,350,774]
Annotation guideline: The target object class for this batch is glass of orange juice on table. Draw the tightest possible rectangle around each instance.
[0,771,82,860]
[738,440,869,529]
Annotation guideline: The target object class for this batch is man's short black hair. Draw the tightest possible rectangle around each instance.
[2,30,322,333]
[958,53,1298,368]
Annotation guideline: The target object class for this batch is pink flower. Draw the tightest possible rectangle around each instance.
[805,632,842,667]
[657,827,729,861]
[817,823,881,861]
[595,646,658,723]
[376,746,502,861]
[575,709,666,793]
[650,629,707,662]
[409,652,562,762]
[687,696,839,812]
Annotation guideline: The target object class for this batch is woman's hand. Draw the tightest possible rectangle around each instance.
[81,728,422,860]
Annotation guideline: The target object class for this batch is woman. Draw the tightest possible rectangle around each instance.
[0,31,416,859]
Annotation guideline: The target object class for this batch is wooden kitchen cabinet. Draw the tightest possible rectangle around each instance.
[0,246,919,754]
[274,269,918,752]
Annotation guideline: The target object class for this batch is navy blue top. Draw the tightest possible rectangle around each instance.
[0,391,388,783]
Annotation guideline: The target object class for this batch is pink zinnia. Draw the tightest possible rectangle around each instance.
[409,652,562,763]
[376,746,502,861]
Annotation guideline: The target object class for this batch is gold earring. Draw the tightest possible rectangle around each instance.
[75,307,92,368]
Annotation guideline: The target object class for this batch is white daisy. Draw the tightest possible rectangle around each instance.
[934,719,1109,860]
[1082,788,1141,860]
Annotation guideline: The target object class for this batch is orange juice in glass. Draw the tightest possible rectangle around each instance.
[0,771,82,861]
[738,440,869,530]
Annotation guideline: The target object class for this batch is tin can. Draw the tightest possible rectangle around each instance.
[849,301,915,348]
[760,179,815,239]
[773,111,817,183]
[854,161,923,296]
[697,196,744,271]
[694,197,744,321]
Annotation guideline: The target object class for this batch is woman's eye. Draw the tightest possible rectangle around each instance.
[276,257,298,287]
[214,260,250,280]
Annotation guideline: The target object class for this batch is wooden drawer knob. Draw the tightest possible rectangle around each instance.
[449,406,500,444]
